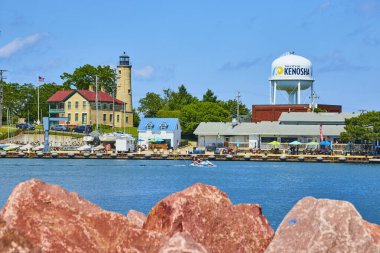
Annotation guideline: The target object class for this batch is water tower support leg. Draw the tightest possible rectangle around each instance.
[273,82,277,104]
[297,81,301,104]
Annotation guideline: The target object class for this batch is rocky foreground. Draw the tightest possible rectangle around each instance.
[0,179,379,253]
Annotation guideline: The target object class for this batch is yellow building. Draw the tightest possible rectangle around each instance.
[47,89,130,128]
[47,53,134,128]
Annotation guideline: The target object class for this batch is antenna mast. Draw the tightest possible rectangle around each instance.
[0,69,7,127]
[236,91,241,122]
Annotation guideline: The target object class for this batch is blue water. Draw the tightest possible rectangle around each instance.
[0,159,379,229]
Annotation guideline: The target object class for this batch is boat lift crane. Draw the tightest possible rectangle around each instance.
[43,117,69,152]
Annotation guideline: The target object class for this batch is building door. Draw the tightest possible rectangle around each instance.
[82,113,87,125]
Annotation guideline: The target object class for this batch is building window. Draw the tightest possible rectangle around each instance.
[68,102,71,109]
[103,114,106,122]
[67,113,71,123]
[75,113,78,122]
[160,122,168,130]
[128,89,131,94]
[110,104,113,110]
[82,113,87,124]
[117,115,120,123]
[83,101,86,109]
[109,114,113,123]
[125,116,128,123]
[75,101,79,109]
[146,122,153,130]
[103,104,107,110]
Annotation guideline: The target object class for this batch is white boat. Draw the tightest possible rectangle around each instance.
[83,136,94,142]
[19,143,34,151]
[3,144,20,151]
[93,144,105,151]
[77,144,92,151]
[32,145,44,151]
[0,143,10,150]
[99,133,116,142]
[190,161,216,167]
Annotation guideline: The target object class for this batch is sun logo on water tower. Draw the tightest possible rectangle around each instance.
[272,66,284,76]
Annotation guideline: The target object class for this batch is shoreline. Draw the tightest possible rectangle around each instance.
[0,151,379,164]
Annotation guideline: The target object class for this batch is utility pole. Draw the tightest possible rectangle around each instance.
[95,75,99,130]
[236,91,241,123]
[0,69,7,127]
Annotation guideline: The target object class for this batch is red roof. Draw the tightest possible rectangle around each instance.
[77,90,124,104]
[47,90,124,104]
[47,90,73,102]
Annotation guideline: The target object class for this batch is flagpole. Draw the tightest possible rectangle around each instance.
[37,84,40,125]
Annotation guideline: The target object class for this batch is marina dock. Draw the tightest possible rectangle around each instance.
[0,151,379,164]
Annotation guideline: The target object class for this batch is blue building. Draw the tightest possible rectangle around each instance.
[138,118,181,149]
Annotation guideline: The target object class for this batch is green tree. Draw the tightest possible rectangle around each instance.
[1,82,63,124]
[156,109,181,118]
[138,92,165,117]
[202,89,218,103]
[165,85,198,110]
[219,99,251,119]
[180,102,230,135]
[60,64,116,93]
[340,111,380,143]
[132,108,140,127]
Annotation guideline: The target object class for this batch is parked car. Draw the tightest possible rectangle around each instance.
[16,123,35,130]
[50,125,68,131]
[72,125,93,134]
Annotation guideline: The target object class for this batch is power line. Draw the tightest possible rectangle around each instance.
[0,69,8,127]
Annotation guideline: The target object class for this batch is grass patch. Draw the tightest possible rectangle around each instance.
[0,126,19,140]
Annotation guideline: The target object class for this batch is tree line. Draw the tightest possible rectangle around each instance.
[1,64,251,135]
[138,85,250,135]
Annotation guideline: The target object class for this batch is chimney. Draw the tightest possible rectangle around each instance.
[100,86,105,92]
[89,85,94,91]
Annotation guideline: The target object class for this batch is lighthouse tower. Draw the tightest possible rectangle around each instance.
[117,52,133,127]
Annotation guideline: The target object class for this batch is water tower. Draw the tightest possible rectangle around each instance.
[269,52,314,104]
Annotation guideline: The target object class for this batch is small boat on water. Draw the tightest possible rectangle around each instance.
[3,144,20,151]
[77,144,92,151]
[190,161,216,167]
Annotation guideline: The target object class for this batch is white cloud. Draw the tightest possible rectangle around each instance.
[0,33,47,58]
[133,65,155,79]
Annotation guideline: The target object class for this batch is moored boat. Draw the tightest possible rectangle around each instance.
[3,144,20,151]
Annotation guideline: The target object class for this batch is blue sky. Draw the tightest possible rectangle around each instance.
[0,0,379,112]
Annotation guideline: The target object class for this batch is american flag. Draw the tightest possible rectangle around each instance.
[38,76,45,82]
[320,124,324,142]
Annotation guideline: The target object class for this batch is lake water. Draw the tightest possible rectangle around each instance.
[0,159,379,229]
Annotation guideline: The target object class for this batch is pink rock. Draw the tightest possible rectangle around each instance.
[0,217,40,253]
[144,183,274,253]
[1,179,167,253]
[265,197,380,253]
[159,232,209,253]
[127,210,147,228]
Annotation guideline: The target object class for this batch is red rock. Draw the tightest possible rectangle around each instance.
[265,197,380,253]
[1,179,167,253]
[144,183,274,253]
[159,232,209,253]
[127,210,146,228]
[0,217,40,253]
